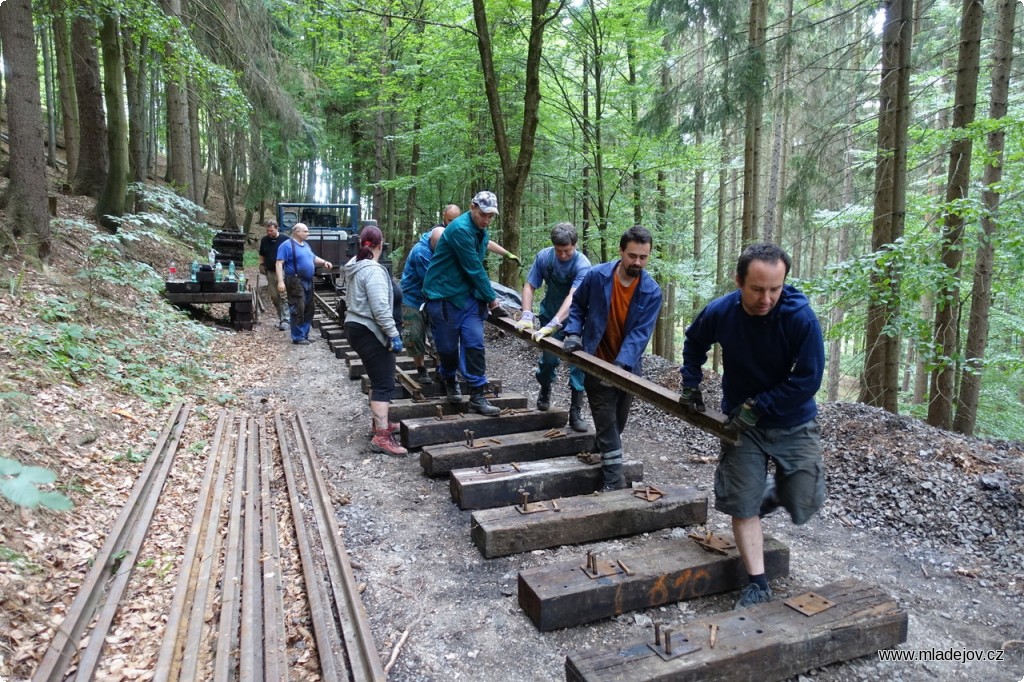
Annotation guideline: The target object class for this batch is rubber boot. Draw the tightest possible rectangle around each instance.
[599,449,626,491]
[568,389,588,432]
[444,376,464,404]
[536,383,551,411]
[370,428,408,457]
[416,366,434,385]
[468,388,501,416]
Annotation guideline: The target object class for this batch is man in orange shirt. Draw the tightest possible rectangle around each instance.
[562,226,662,490]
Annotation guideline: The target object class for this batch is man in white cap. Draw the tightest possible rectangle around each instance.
[422,191,510,415]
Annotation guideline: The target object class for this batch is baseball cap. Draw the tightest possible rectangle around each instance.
[471,191,499,215]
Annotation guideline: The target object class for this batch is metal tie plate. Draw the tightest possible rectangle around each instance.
[784,591,835,616]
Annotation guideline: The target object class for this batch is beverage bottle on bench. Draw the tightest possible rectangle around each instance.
[215,261,223,282]
[167,261,176,281]
[228,261,236,281]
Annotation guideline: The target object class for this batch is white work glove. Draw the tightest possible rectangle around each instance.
[514,311,535,332]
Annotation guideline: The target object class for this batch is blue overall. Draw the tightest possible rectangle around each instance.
[534,251,586,392]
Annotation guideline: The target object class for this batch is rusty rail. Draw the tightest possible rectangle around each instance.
[488,315,739,444]
[33,402,192,682]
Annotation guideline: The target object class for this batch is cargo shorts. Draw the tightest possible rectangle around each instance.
[401,304,429,357]
[714,419,825,525]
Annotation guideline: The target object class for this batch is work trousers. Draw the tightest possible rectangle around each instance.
[426,299,488,388]
[287,278,315,341]
[584,373,634,455]
[535,315,585,392]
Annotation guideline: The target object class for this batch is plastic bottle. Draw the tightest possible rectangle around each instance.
[167,261,177,281]
[237,272,247,292]
[228,261,236,282]
[215,261,223,282]
[190,260,199,281]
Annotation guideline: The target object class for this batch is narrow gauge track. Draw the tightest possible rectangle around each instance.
[32,403,384,682]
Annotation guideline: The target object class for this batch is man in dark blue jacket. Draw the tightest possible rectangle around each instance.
[563,225,662,490]
[679,242,825,610]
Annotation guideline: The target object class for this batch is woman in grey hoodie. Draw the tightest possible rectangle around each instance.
[344,225,407,456]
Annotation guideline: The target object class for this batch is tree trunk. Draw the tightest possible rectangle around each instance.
[472,0,561,287]
[954,0,1015,435]
[0,0,52,260]
[927,0,984,430]
[41,24,58,168]
[124,30,149,209]
[188,84,202,202]
[70,14,108,198]
[860,0,913,413]
[51,0,79,183]
[218,120,239,231]
[740,0,767,245]
[162,0,194,201]
[95,11,129,230]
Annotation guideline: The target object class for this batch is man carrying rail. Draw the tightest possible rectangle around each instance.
[679,242,825,609]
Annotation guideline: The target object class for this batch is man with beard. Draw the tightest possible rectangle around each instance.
[562,225,662,490]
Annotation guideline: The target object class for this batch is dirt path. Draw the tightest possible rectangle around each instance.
[248,313,1024,682]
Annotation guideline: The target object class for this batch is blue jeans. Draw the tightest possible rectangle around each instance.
[535,316,585,391]
[426,299,488,387]
[288,279,314,341]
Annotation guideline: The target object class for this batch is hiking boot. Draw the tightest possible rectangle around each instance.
[370,428,408,457]
[536,384,551,411]
[468,389,501,416]
[368,420,401,436]
[734,583,773,610]
[416,366,434,386]
[759,479,781,518]
[568,389,588,432]
[599,449,625,491]
[443,376,464,404]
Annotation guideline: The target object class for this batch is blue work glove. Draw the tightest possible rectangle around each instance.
[515,311,535,331]
[725,399,759,435]
[679,386,706,413]
[532,321,561,342]
[388,335,404,354]
[562,335,583,354]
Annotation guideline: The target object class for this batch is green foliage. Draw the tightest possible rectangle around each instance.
[0,458,74,511]
[113,448,148,463]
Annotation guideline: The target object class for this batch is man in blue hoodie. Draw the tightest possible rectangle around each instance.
[679,242,825,610]
[563,225,662,491]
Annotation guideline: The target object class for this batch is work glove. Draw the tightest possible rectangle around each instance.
[489,303,512,320]
[388,335,404,354]
[679,386,706,413]
[532,321,561,342]
[505,252,521,264]
[562,335,583,354]
[725,399,759,436]
[514,311,536,331]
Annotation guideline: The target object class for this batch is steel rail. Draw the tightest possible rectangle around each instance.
[488,316,740,444]
[314,291,340,322]
[32,402,192,682]
[179,413,237,681]
[153,409,229,680]
[213,416,249,682]
[294,411,387,681]
[276,411,346,681]
[240,416,265,682]
[258,415,287,680]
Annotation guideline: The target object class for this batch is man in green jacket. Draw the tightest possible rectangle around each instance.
[422,191,509,415]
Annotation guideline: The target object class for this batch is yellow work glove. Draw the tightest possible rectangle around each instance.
[532,321,561,342]
[514,311,535,331]
[505,252,521,264]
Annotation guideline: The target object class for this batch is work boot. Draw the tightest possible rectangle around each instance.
[468,388,501,416]
[734,582,773,610]
[568,389,588,432]
[416,366,434,386]
[599,449,626,491]
[368,420,400,436]
[443,376,464,404]
[370,429,408,457]
[536,384,551,411]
